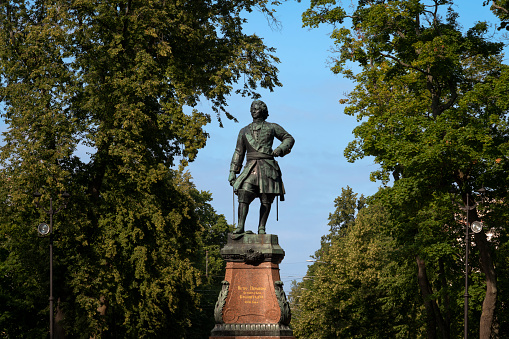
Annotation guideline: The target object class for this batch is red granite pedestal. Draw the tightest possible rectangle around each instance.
[210,234,295,339]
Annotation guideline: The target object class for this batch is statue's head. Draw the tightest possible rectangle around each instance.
[250,100,269,120]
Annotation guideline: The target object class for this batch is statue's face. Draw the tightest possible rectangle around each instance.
[251,102,267,120]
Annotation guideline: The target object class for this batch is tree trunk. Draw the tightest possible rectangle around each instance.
[416,256,450,339]
[439,259,451,331]
[468,199,497,339]
[55,298,67,339]
[474,231,497,338]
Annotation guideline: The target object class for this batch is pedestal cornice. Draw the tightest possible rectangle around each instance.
[220,233,285,264]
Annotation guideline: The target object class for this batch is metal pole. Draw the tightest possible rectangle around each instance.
[34,191,69,339]
[49,198,54,339]
[464,193,470,339]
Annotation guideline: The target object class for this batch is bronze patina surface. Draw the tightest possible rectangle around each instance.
[228,100,294,235]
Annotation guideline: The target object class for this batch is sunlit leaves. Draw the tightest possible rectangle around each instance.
[0,0,278,337]
[292,195,423,338]
[303,0,509,336]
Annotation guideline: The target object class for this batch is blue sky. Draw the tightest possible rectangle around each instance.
[0,1,505,290]
[188,0,379,289]
[186,0,508,289]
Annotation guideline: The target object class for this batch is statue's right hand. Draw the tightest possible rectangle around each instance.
[228,172,236,186]
[272,148,283,157]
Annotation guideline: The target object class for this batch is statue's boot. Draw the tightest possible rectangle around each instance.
[258,203,271,234]
[234,202,249,234]
[233,226,244,234]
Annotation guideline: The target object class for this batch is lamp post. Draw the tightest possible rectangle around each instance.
[33,191,70,339]
[450,189,484,339]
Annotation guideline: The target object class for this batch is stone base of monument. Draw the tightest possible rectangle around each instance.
[210,233,295,339]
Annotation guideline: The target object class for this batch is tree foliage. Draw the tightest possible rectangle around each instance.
[0,0,279,337]
[327,186,366,235]
[292,185,507,338]
[487,0,509,31]
[303,0,509,337]
[188,189,232,339]
[291,189,424,338]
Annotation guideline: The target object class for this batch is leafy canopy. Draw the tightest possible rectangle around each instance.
[0,0,281,337]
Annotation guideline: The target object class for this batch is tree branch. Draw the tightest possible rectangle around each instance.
[492,1,509,13]
[438,80,458,113]
[379,52,430,76]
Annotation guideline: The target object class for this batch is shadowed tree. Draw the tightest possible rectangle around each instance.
[0,0,281,337]
[303,0,509,337]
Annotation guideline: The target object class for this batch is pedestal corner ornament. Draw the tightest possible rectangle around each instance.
[214,280,230,324]
[210,233,295,338]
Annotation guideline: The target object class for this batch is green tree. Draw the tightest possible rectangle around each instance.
[487,0,509,30]
[376,188,472,338]
[304,186,366,294]
[188,188,232,338]
[303,0,509,337]
[291,190,424,338]
[327,186,366,236]
[312,185,366,273]
[0,0,280,337]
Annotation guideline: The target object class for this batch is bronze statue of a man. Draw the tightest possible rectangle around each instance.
[228,100,295,234]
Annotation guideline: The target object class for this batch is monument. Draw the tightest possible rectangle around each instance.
[210,100,296,339]
[227,100,294,235]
